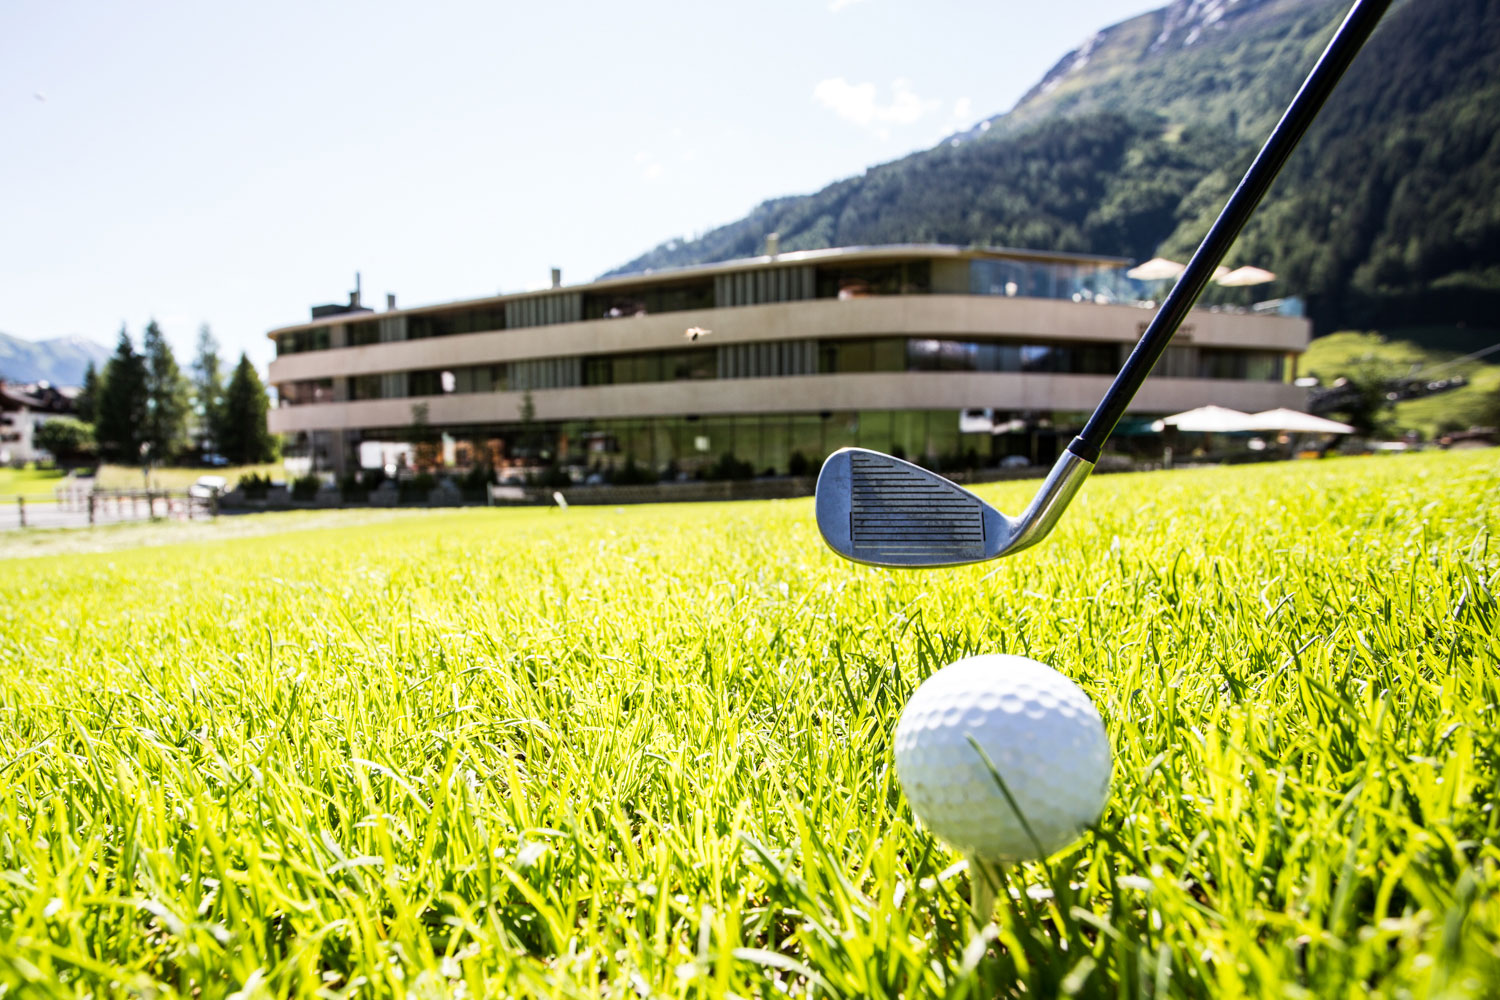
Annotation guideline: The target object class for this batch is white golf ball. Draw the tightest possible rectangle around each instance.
[893,654,1111,861]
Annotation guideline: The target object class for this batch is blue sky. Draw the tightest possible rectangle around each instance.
[2,0,1159,371]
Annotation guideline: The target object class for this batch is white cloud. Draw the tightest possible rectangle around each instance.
[952,96,972,121]
[635,150,664,180]
[812,77,942,136]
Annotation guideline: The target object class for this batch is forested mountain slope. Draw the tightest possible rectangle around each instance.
[606,0,1498,333]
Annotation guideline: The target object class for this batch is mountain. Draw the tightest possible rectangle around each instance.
[0,332,111,387]
[605,0,1500,334]
[965,0,1350,143]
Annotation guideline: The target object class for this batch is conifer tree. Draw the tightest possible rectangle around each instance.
[142,320,190,462]
[76,362,100,425]
[191,324,226,457]
[95,327,148,463]
[219,353,276,464]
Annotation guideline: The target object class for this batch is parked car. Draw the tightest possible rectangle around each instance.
[188,475,228,499]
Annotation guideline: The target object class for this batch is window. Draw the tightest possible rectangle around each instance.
[350,375,382,400]
[276,327,331,355]
[279,378,334,406]
[407,370,444,396]
[815,261,930,299]
[662,350,715,381]
[348,320,380,346]
[408,306,507,340]
[1020,346,1055,372]
[454,364,505,393]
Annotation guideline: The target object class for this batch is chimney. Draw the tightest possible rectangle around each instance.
[765,232,780,257]
[350,271,362,309]
[386,293,396,311]
[550,267,562,289]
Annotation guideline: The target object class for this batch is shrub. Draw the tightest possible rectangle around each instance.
[399,472,436,502]
[339,473,367,502]
[702,452,755,481]
[788,451,810,477]
[460,465,494,501]
[238,472,271,499]
[609,457,657,486]
[527,464,574,490]
[291,474,320,501]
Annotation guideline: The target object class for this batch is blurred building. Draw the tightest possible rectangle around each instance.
[266,245,1309,476]
[0,382,77,465]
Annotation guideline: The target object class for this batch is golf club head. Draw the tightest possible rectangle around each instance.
[814,448,1093,568]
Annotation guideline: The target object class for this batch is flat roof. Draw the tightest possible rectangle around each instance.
[268,243,1135,338]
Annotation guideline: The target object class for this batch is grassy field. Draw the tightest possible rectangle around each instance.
[1,451,1496,997]
[94,462,284,492]
[0,463,286,501]
[0,465,70,500]
[1301,331,1500,439]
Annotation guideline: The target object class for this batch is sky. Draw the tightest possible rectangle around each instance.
[2,0,1160,372]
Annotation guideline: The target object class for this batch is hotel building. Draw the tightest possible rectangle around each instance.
[266,245,1308,477]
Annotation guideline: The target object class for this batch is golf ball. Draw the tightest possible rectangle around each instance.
[893,654,1111,861]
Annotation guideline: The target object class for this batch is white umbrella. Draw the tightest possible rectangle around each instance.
[1243,408,1354,434]
[1216,265,1277,287]
[1126,257,1186,281]
[1160,405,1256,432]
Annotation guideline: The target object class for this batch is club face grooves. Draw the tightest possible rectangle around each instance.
[848,452,986,562]
[815,448,1005,567]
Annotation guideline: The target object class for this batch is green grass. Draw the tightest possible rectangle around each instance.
[1302,331,1500,438]
[1,451,1497,997]
[0,465,69,500]
[94,462,284,492]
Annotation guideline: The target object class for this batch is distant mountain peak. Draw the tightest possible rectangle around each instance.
[0,331,111,387]
[1151,0,1251,52]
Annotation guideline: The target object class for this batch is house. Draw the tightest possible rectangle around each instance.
[1,382,78,465]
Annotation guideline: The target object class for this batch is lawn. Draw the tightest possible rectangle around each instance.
[94,462,284,492]
[0,465,70,500]
[1,450,1496,997]
[1301,330,1500,439]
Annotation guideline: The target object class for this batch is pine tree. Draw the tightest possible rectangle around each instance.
[219,353,276,465]
[95,327,149,463]
[191,324,226,457]
[76,362,100,425]
[142,320,191,463]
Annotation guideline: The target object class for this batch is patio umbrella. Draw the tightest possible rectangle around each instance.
[1216,265,1277,287]
[1243,408,1354,434]
[1160,405,1256,432]
[1126,257,1186,281]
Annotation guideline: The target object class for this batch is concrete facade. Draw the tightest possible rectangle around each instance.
[265,246,1310,474]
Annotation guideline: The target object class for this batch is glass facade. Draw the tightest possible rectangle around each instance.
[279,337,1285,407]
[271,252,1179,355]
[970,258,1134,304]
[345,409,1090,478]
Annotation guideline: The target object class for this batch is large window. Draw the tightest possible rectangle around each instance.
[276,328,331,356]
[907,339,1118,375]
[815,261,931,300]
[1199,349,1284,381]
[818,338,906,374]
[289,339,1281,407]
[279,378,334,406]
[583,280,714,320]
[348,320,381,346]
[408,306,506,340]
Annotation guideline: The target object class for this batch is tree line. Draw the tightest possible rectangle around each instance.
[40,323,277,467]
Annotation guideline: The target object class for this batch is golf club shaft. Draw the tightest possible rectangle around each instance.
[1067,0,1390,464]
